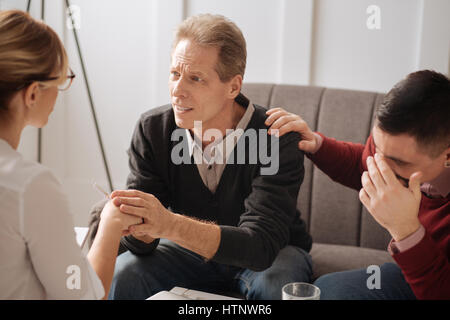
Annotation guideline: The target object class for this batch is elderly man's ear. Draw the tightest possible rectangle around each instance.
[227,74,242,99]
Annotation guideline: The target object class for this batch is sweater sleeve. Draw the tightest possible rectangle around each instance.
[390,228,450,299]
[306,133,371,191]
[212,132,308,271]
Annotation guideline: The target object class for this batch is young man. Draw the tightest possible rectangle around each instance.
[89,14,312,300]
[265,70,449,299]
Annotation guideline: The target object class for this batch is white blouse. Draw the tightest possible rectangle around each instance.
[0,139,104,299]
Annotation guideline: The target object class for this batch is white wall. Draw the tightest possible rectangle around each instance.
[311,0,423,92]
[2,0,449,226]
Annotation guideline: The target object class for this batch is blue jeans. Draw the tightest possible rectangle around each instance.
[313,263,416,300]
[108,239,313,300]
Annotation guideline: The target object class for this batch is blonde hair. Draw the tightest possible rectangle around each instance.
[173,14,246,82]
[0,10,68,113]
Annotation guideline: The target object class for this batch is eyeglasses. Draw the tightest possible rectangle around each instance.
[57,69,76,91]
[15,68,76,92]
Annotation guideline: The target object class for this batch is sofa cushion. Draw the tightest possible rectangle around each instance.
[310,243,394,280]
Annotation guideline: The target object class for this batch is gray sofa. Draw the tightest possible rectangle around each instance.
[241,83,395,280]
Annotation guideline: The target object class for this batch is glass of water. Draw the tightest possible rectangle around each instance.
[282,282,321,300]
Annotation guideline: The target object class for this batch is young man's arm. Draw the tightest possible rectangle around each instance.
[264,108,369,191]
[306,132,369,191]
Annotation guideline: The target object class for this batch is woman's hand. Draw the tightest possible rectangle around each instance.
[265,107,321,153]
[99,200,142,234]
[111,190,173,240]
[120,226,155,244]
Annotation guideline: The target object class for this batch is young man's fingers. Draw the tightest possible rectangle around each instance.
[277,120,305,137]
[265,110,287,126]
[269,115,298,133]
[359,188,370,209]
[265,107,283,115]
[374,153,399,186]
[366,156,386,190]
[361,171,377,198]
[408,171,423,198]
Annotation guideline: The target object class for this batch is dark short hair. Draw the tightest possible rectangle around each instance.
[376,70,450,157]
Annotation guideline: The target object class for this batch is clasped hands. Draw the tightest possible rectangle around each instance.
[101,190,172,242]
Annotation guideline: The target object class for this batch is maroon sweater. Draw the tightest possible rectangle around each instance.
[308,133,450,300]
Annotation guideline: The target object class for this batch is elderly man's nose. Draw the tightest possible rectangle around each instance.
[172,79,188,98]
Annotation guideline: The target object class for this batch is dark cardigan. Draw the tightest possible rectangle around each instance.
[90,95,312,271]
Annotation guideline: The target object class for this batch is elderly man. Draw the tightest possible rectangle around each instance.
[90,14,312,300]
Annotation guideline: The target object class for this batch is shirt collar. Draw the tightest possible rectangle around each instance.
[185,99,255,161]
[421,167,450,198]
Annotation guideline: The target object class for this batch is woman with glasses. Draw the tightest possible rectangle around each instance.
[0,10,141,299]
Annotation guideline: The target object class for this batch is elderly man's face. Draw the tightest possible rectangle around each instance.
[169,39,236,131]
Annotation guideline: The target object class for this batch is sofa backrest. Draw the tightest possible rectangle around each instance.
[241,83,392,250]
